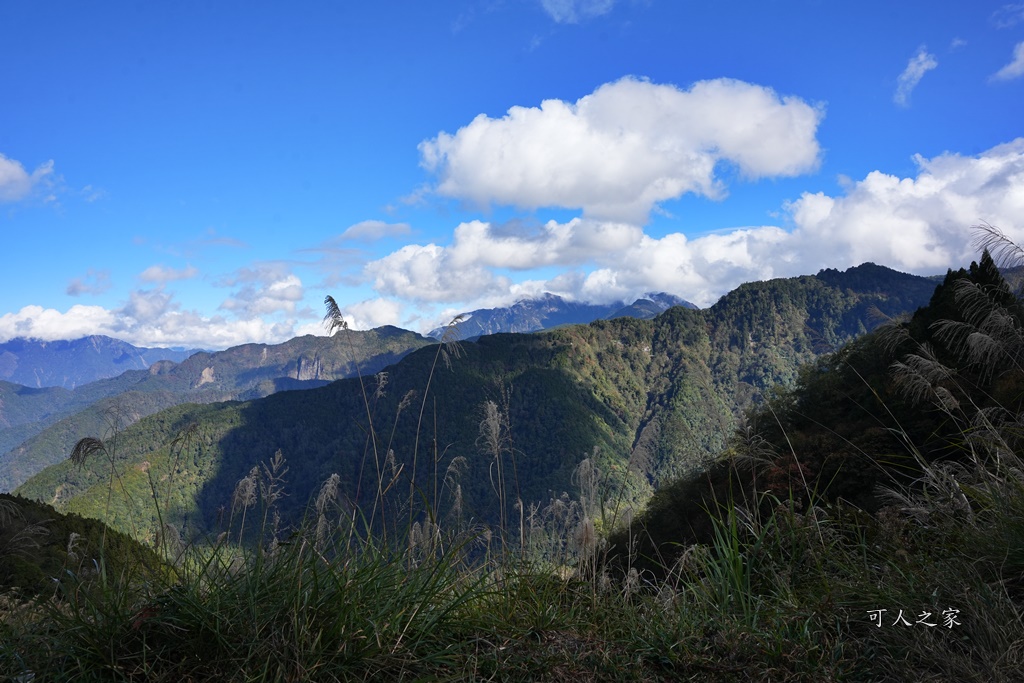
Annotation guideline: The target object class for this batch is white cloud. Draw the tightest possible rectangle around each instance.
[540,0,614,23]
[0,154,54,203]
[340,220,412,241]
[139,264,199,284]
[787,138,1024,272]
[580,139,1024,307]
[340,298,405,330]
[0,296,305,350]
[894,47,938,107]
[0,305,118,342]
[217,263,306,318]
[419,76,823,223]
[376,138,1024,327]
[363,218,644,302]
[365,243,504,303]
[66,269,112,297]
[992,41,1024,81]
[122,288,176,324]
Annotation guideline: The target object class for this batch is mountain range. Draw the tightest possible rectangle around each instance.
[12,263,941,540]
[0,335,201,389]
[0,291,699,491]
[427,292,696,340]
[0,327,434,491]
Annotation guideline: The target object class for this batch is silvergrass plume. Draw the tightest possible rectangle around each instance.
[69,437,107,467]
[323,295,348,335]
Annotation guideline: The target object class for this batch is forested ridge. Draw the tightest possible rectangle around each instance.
[0,326,433,491]
[14,263,937,540]
[8,257,1024,682]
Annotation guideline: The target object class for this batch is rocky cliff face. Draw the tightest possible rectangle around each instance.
[295,355,323,380]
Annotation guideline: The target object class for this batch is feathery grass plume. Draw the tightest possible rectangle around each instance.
[890,345,959,410]
[973,222,1024,282]
[315,473,341,516]
[2,517,48,559]
[874,315,917,358]
[441,455,467,532]
[260,449,288,509]
[232,466,259,545]
[373,370,388,401]
[572,455,600,520]
[69,436,107,467]
[314,473,340,551]
[479,399,512,546]
[256,450,288,551]
[323,294,393,543]
[65,531,82,563]
[406,314,465,538]
[322,294,348,334]
[438,313,465,369]
[931,282,1024,378]
[573,516,598,578]
[0,497,19,526]
[67,411,144,545]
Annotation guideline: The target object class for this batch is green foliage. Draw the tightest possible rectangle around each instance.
[14,264,936,545]
[4,258,1023,682]
[0,328,434,492]
[0,493,163,597]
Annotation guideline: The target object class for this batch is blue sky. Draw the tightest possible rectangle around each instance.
[2,0,1023,348]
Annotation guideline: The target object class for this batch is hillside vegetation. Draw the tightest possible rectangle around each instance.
[3,253,1023,681]
[16,263,936,542]
[0,327,433,491]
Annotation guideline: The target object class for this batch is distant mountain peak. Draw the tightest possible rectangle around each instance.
[428,292,697,340]
[0,336,203,389]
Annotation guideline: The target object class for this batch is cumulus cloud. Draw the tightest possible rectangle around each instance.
[0,153,54,203]
[540,0,614,23]
[218,263,306,318]
[0,305,118,342]
[339,298,405,330]
[787,138,1024,271]
[139,264,199,284]
[992,41,1024,81]
[894,47,938,107]
[340,220,412,241]
[419,77,823,223]
[0,294,303,350]
[363,218,643,302]
[598,138,1024,307]
[66,269,112,297]
[373,138,1024,325]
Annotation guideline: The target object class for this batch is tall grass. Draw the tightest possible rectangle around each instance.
[6,259,1024,681]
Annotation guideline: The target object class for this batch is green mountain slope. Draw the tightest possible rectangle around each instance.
[614,252,1024,574]
[15,264,939,540]
[0,328,434,491]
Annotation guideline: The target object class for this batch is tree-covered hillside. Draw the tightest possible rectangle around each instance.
[0,327,434,491]
[15,264,939,541]
[619,250,1024,572]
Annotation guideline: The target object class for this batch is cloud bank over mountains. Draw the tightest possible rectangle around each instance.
[368,137,1024,315]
